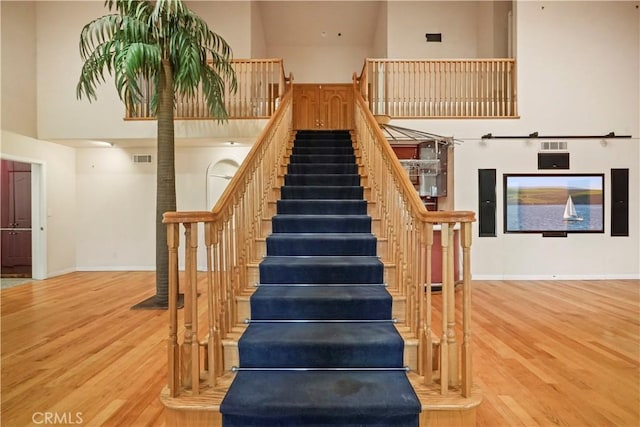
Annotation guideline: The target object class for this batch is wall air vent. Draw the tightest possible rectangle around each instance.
[132,154,153,164]
[540,141,568,151]
[425,33,442,42]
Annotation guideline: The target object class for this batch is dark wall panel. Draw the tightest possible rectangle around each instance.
[478,169,497,237]
[611,168,629,236]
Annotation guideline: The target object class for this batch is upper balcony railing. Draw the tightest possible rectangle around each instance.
[358,58,518,119]
[126,58,290,120]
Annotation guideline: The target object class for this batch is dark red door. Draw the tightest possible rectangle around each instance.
[1,160,32,277]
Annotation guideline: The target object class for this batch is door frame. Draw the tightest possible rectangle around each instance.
[1,154,47,280]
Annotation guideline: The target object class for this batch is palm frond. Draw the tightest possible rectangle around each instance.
[79,14,122,60]
[105,0,153,17]
[79,0,236,119]
[77,39,119,100]
[200,64,229,123]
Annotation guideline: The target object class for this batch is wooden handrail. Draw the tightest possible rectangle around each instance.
[162,64,477,402]
[354,75,475,224]
[162,79,294,397]
[353,73,476,398]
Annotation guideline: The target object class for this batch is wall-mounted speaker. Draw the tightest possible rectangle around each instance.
[478,169,497,237]
[538,152,570,169]
[611,168,629,236]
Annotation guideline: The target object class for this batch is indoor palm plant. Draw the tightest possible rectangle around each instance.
[77,0,237,308]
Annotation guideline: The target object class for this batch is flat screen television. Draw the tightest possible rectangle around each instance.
[503,174,604,233]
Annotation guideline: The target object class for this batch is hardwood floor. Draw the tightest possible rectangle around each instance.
[471,280,640,427]
[1,272,638,426]
[1,272,168,426]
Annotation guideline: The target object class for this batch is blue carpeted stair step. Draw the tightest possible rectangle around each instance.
[284,174,360,186]
[290,154,356,164]
[272,215,371,233]
[295,129,351,138]
[293,139,353,148]
[250,285,391,320]
[295,134,352,142]
[221,129,421,426]
[221,371,421,427]
[287,163,358,174]
[266,233,376,256]
[281,185,363,200]
[292,146,354,155]
[259,256,382,284]
[276,199,367,215]
[238,322,404,368]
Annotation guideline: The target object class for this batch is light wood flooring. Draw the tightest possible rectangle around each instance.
[1,272,638,426]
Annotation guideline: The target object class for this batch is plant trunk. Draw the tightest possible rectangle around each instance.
[155,59,176,306]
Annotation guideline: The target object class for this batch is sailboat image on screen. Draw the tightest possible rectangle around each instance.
[563,195,583,221]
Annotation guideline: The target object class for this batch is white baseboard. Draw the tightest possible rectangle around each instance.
[75,266,156,272]
[45,267,77,279]
[473,274,640,281]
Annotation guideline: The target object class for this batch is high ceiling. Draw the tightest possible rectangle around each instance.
[257,1,382,47]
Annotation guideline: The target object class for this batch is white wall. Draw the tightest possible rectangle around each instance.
[251,1,267,58]
[74,145,251,270]
[1,1,37,137]
[260,1,381,83]
[386,1,511,59]
[36,1,257,142]
[270,44,370,83]
[457,138,638,279]
[392,1,640,279]
[186,1,253,57]
[372,1,388,58]
[1,131,77,278]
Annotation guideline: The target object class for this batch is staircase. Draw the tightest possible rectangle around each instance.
[220,130,421,425]
[160,91,480,426]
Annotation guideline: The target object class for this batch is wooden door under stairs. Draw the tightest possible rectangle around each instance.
[293,83,353,130]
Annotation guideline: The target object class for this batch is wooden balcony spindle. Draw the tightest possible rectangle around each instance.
[204,221,217,387]
[185,222,200,395]
[213,224,225,375]
[181,223,194,390]
[167,222,180,397]
[423,222,434,385]
[439,222,450,394]
[461,221,473,397]
[446,222,459,388]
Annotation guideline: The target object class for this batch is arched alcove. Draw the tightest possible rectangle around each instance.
[206,159,239,209]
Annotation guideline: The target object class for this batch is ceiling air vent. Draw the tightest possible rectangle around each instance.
[132,154,153,164]
[540,141,568,151]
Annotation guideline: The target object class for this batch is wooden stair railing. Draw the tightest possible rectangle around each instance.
[159,70,477,418]
[352,73,477,398]
[162,81,293,398]
[127,58,289,120]
[359,58,517,118]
